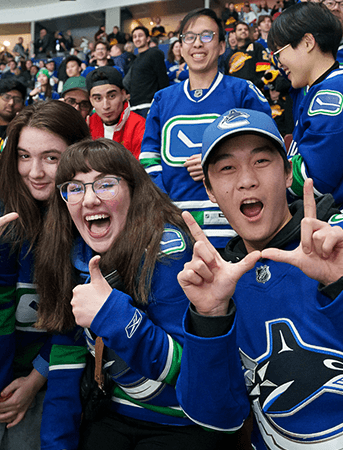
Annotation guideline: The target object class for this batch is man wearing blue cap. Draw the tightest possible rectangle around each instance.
[176,108,343,449]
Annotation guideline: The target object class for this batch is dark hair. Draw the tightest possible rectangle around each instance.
[35,138,191,332]
[132,26,150,38]
[0,101,90,246]
[268,2,342,57]
[95,40,110,51]
[257,15,272,27]
[167,40,185,64]
[234,21,249,32]
[179,8,225,43]
[65,55,82,67]
[203,132,291,190]
[0,78,26,100]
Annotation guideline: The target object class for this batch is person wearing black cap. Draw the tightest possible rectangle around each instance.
[176,108,343,449]
[86,66,145,159]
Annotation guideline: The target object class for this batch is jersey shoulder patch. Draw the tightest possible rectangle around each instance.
[160,227,186,255]
[308,90,343,116]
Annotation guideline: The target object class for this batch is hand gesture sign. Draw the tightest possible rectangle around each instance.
[177,212,261,316]
[262,179,343,286]
[71,255,112,328]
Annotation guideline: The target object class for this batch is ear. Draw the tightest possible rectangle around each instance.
[303,33,316,53]
[203,179,218,204]
[285,159,293,189]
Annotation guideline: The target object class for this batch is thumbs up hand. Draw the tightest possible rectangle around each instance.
[71,255,112,328]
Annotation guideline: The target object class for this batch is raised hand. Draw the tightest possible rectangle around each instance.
[262,179,343,286]
[71,255,112,328]
[178,212,261,316]
[183,154,204,182]
[0,212,18,228]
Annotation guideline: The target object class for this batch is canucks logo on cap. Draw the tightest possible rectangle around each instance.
[217,110,251,130]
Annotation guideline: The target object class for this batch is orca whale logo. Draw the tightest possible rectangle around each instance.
[240,319,343,446]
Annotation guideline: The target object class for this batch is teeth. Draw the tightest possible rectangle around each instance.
[242,199,259,205]
[85,214,109,221]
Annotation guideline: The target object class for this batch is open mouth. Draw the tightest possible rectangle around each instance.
[85,213,111,235]
[240,199,263,219]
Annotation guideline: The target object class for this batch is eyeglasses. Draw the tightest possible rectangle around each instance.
[58,176,121,204]
[0,93,23,105]
[65,97,91,111]
[272,43,291,65]
[323,0,343,8]
[180,30,216,44]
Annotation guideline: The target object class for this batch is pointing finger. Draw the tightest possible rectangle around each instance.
[0,213,19,228]
[182,211,212,246]
[303,178,316,220]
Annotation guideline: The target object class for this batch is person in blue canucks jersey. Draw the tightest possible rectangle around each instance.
[35,139,234,450]
[139,8,271,251]
[176,108,343,449]
[268,2,343,206]
[0,101,90,450]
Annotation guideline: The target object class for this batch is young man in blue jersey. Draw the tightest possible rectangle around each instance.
[139,8,271,251]
[268,2,343,207]
[176,107,343,449]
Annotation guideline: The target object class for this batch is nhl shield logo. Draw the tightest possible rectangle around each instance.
[256,265,271,284]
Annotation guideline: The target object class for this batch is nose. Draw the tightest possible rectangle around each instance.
[193,34,203,47]
[82,184,101,207]
[74,103,81,111]
[7,97,14,106]
[238,166,258,190]
[29,159,44,179]
[102,97,110,109]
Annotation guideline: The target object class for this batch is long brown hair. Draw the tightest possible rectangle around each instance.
[36,138,192,332]
[0,100,90,246]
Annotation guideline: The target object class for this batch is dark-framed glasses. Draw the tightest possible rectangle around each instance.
[0,93,23,105]
[58,176,121,204]
[64,97,92,111]
[323,0,343,8]
[180,30,216,44]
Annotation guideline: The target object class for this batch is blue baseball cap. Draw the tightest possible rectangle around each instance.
[201,109,286,167]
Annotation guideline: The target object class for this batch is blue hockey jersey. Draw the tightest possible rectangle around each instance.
[139,71,271,248]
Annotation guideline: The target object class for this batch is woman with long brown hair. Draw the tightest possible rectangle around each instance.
[0,100,90,449]
[36,138,234,450]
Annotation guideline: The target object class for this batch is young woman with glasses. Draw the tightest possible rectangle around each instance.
[35,138,235,450]
[0,100,90,449]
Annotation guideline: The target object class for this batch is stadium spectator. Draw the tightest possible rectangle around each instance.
[60,76,92,120]
[86,66,145,159]
[0,77,25,143]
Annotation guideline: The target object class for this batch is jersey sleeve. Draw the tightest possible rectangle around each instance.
[0,240,18,391]
[40,328,88,450]
[176,308,250,431]
[288,89,343,203]
[139,95,167,193]
[242,80,272,117]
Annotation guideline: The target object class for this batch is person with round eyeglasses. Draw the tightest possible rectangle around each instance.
[61,76,92,120]
[140,7,271,255]
[35,138,235,450]
[268,2,343,208]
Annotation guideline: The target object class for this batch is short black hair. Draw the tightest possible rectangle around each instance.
[0,78,26,100]
[203,132,291,190]
[132,26,150,38]
[65,55,82,67]
[268,2,342,58]
[179,8,225,43]
[234,21,249,32]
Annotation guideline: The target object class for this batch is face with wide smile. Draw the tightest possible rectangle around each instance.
[17,127,67,202]
[276,39,310,89]
[180,16,225,78]
[206,134,292,253]
[66,169,131,254]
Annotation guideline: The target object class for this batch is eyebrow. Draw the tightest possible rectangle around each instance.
[91,89,117,97]
[17,148,64,155]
